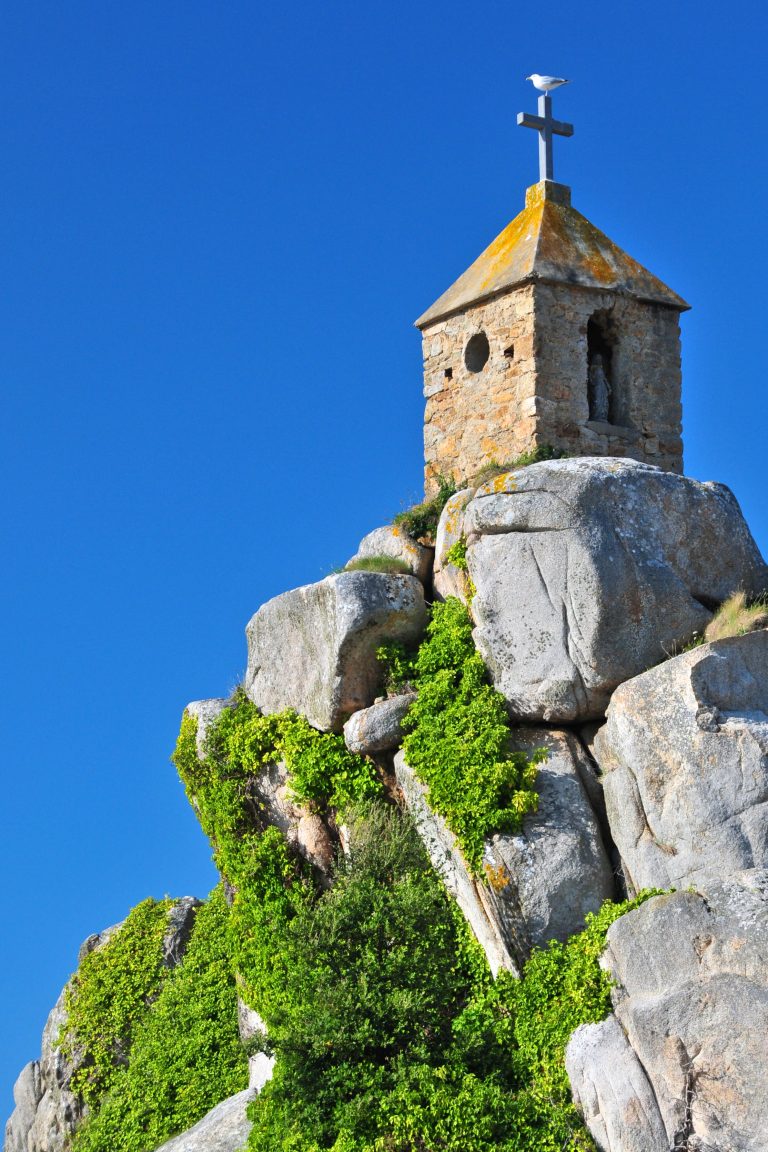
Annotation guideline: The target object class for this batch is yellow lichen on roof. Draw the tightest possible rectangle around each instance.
[415,184,688,328]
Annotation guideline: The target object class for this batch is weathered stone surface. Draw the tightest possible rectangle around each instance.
[595,630,768,894]
[343,693,416,755]
[394,728,613,974]
[4,902,201,1152]
[153,1089,256,1152]
[566,1016,668,1152]
[569,875,768,1152]
[5,1062,43,1152]
[245,572,427,732]
[163,897,202,966]
[433,488,474,602]
[347,525,433,584]
[465,457,767,723]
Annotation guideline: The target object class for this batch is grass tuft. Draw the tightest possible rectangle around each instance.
[704,591,768,643]
[344,555,412,575]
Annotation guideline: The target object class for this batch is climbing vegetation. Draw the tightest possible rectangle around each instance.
[401,597,544,872]
[241,797,660,1150]
[61,897,172,1110]
[166,674,656,1152]
[65,888,247,1152]
[172,694,380,1014]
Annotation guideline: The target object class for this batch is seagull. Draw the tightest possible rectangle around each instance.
[526,74,570,93]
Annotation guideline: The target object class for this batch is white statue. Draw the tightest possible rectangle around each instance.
[588,353,611,422]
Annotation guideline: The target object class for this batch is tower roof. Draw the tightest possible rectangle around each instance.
[415,181,689,329]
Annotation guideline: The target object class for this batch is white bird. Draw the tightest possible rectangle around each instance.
[526,74,570,93]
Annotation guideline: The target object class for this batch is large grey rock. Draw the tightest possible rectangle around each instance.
[343,693,416,755]
[4,901,201,1152]
[245,572,427,732]
[566,1016,669,1152]
[433,488,474,602]
[347,525,433,585]
[394,728,614,974]
[153,1089,256,1152]
[595,630,768,894]
[568,874,768,1152]
[464,457,767,723]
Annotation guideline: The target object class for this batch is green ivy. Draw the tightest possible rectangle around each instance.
[169,682,660,1151]
[246,802,493,1152]
[172,694,380,1016]
[443,536,468,571]
[70,887,247,1152]
[375,642,417,694]
[60,897,172,1109]
[401,598,544,872]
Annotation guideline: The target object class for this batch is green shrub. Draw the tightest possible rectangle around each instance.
[242,796,661,1151]
[393,476,456,542]
[344,556,412,575]
[71,887,247,1152]
[247,802,494,1152]
[401,598,543,872]
[375,641,418,694]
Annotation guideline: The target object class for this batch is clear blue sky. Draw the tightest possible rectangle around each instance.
[3,0,768,1116]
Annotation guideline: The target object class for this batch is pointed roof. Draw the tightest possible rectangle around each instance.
[415,181,689,329]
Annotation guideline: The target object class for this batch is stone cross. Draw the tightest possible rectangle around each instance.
[517,94,574,183]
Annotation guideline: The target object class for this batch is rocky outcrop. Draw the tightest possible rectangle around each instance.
[4,902,201,1152]
[567,873,768,1152]
[245,572,427,732]
[395,727,614,974]
[343,693,416,755]
[463,457,767,723]
[595,630,768,894]
[347,525,433,585]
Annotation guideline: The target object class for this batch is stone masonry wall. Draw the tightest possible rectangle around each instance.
[532,283,683,475]
[421,283,683,494]
[422,285,538,494]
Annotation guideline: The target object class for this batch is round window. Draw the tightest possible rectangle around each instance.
[464,331,490,373]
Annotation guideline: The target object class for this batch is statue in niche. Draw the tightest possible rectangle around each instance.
[588,352,611,422]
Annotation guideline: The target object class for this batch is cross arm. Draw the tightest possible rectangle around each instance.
[517,111,574,137]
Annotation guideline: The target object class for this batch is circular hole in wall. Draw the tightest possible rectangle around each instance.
[464,332,490,373]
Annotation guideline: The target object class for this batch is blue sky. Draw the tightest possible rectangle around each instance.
[3,0,768,1116]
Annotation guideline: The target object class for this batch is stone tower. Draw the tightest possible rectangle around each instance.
[416,179,689,494]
